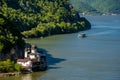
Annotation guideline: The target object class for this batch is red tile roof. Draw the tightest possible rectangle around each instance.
[17,59,29,62]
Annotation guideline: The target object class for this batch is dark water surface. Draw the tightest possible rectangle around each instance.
[1,15,120,80]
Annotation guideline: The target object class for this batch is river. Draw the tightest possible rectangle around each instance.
[1,15,120,80]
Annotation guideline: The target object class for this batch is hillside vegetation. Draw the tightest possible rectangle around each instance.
[0,0,91,38]
[0,14,24,54]
[70,0,100,15]
[70,0,120,15]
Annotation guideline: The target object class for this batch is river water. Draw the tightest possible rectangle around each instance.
[1,15,120,80]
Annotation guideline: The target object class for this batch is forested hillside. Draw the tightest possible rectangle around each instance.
[0,0,91,38]
[70,0,120,15]
[0,14,24,54]
[70,0,100,15]
[91,0,120,14]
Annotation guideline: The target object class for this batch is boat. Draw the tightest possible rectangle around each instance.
[78,33,86,38]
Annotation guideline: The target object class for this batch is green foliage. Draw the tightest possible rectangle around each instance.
[0,14,25,54]
[70,0,99,15]
[80,21,85,27]
[0,0,91,38]
[14,63,21,71]
[0,43,4,52]
[70,0,120,14]
[0,18,5,25]
[91,0,120,14]
[0,59,21,73]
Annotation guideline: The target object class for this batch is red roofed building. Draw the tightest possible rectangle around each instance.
[17,59,32,68]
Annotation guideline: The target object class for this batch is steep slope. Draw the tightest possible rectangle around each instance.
[70,0,120,14]
[0,14,25,54]
[91,0,120,14]
[0,0,91,38]
[69,0,100,15]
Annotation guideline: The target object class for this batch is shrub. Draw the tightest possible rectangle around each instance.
[14,63,21,71]
[0,59,21,73]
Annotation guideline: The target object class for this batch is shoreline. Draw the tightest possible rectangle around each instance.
[79,13,120,16]
[0,72,20,78]
[23,28,91,40]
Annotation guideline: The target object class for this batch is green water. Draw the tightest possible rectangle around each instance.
[1,15,120,80]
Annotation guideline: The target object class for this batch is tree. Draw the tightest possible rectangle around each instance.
[0,0,91,38]
[0,14,25,55]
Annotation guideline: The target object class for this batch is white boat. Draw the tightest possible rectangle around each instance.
[78,33,86,38]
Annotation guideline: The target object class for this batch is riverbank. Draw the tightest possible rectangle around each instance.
[0,44,47,78]
[0,72,20,78]
[24,15,120,80]
[22,17,91,39]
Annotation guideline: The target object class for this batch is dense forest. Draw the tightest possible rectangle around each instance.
[0,0,91,38]
[0,0,91,58]
[70,0,100,15]
[0,14,24,55]
[70,0,120,15]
